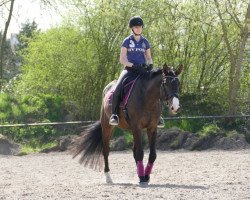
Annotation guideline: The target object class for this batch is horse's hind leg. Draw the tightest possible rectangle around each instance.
[102,125,112,173]
[101,113,113,183]
[145,128,157,183]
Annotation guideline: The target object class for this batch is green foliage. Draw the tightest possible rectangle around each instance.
[124,131,133,146]
[0,93,67,144]
[112,128,124,138]
[2,126,57,143]
[10,0,248,121]
[17,20,40,50]
[0,36,19,81]
[1,0,249,145]
[112,127,133,147]
[198,124,221,138]
[179,93,227,116]
[226,130,240,138]
[164,119,205,133]
[0,93,19,122]
[15,26,109,119]
[20,141,57,154]
[0,93,66,123]
[164,118,232,139]
[20,94,66,122]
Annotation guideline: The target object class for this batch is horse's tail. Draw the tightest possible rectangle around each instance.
[73,121,103,170]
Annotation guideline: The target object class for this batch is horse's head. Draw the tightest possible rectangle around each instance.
[161,63,183,115]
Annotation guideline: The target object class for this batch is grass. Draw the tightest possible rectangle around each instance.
[164,118,205,133]
[19,141,57,155]
[198,124,221,138]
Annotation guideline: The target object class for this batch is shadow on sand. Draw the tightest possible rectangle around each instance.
[102,182,209,190]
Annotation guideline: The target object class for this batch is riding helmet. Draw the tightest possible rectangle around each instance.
[129,16,144,28]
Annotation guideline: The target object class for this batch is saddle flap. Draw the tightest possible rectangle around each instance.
[106,75,140,108]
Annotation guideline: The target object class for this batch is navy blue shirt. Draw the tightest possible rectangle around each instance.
[121,35,151,65]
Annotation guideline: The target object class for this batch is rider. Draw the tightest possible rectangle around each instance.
[109,16,164,127]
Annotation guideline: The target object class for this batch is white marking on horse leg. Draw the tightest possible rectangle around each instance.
[105,172,113,184]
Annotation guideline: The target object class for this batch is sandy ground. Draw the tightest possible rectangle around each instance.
[0,150,249,200]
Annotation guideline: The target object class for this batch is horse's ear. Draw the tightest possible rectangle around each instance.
[175,64,183,76]
[163,63,170,72]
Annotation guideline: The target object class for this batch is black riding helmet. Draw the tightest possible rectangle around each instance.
[129,16,144,28]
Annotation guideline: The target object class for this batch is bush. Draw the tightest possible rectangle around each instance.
[2,126,56,143]
[0,93,66,123]
[0,93,68,144]
[19,94,66,122]
[179,93,227,116]
[199,124,221,137]
[112,127,133,147]
[0,93,19,122]
[164,119,205,133]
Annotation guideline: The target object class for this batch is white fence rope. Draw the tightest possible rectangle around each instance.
[0,115,249,128]
[0,121,94,128]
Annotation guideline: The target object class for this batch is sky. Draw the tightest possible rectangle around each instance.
[0,0,64,38]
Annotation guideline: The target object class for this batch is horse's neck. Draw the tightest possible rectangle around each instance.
[145,73,162,102]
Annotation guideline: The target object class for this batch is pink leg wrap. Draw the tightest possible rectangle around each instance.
[137,161,144,177]
[145,162,153,176]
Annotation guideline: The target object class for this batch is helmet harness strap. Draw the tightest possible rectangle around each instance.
[132,28,142,36]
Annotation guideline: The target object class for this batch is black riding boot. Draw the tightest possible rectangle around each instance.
[109,69,130,126]
[109,93,120,125]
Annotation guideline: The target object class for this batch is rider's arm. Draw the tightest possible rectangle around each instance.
[120,47,133,67]
[145,48,153,65]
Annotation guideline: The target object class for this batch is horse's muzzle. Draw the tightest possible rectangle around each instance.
[170,97,180,112]
[171,106,180,111]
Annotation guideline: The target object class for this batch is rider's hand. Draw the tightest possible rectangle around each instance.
[132,64,147,74]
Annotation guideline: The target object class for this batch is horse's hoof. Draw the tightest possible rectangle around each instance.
[139,176,148,187]
[139,181,148,187]
[144,175,150,183]
[105,172,113,184]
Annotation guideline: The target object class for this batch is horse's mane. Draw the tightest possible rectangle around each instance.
[151,67,178,77]
[150,67,162,78]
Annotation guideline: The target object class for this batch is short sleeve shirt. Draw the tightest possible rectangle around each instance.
[121,35,151,65]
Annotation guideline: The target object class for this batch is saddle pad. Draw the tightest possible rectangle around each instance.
[105,75,140,108]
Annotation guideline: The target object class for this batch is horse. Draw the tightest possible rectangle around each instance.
[73,64,182,186]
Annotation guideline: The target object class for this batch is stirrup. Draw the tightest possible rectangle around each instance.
[109,114,119,126]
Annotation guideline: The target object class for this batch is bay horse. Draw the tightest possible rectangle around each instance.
[73,64,182,186]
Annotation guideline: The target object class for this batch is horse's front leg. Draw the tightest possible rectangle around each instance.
[145,128,157,183]
[132,128,146,185]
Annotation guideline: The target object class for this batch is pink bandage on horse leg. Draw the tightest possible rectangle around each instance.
[137,161,144,177]
[145,162,153,175]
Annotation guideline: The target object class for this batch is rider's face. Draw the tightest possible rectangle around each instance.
[132,26,142,35]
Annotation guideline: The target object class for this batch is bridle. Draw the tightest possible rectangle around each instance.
[161,73,179,102]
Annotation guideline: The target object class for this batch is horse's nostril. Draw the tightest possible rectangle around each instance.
[177,107,180,112]
[171,106,174,110]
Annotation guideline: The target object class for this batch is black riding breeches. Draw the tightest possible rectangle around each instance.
[114,69,130,96]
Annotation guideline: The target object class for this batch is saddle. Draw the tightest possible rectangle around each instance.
[106,74,141,109]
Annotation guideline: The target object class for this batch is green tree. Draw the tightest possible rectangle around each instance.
[0,0,15,90]
[17,21,40,50]
[12,0,250,120]
[213,1,250,116]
